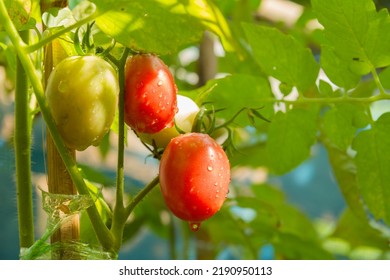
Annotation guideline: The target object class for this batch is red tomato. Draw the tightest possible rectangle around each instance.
[159,133,230,231]
[124,54,178,133]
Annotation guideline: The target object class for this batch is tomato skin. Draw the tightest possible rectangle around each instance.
[159,133,230,223]
[46,55,119,151]
[139,95,200,148]
[124,54,178,134]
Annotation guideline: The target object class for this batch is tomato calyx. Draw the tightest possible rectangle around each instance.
[74,22,96,55]
[190,104,270,155]
[74,22,117,58]
[137,98,271,160]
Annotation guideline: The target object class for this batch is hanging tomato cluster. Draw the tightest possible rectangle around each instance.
[124,54,231,231]
[46,52,231,231]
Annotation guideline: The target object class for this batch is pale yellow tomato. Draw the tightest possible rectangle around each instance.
[139,95,200,148]
[46,56,119,151]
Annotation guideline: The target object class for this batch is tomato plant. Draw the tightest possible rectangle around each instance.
[46,55,119,151]
[124,54,178,134]
[1,0,390,262]
[159,133,230,231]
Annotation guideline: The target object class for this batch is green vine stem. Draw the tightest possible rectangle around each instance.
[14,30,35,249]
[371,67,388,97]
[254,92,390,106]
[109,48,129,252]
[114,49,130,211]
[24,12,99,53]
[0,0,114,253]
[125,176,160,216]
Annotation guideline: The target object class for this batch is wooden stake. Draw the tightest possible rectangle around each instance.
[46,134,80,259]
[42,0,80,259]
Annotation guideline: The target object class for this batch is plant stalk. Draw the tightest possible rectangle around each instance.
[108,48,129,253]
[14,30,35,250]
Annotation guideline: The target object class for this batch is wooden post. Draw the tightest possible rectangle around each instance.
[42,0,80,259]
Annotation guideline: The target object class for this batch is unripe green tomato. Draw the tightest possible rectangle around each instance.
[139,95,200,147]
[46,55,119,151]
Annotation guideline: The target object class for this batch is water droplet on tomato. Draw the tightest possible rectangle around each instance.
[189,222,201,232]
[157,80,163,86]
[58,81,69,93]
[207,166,213,171]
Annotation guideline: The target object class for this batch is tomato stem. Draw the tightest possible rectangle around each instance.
[371,67,387,97]
[14,29,35,250]
[125,176,160,216]
[114,48,130,209]
[252,94,390,105]
[110,47,129,252]
[111,175,160,253]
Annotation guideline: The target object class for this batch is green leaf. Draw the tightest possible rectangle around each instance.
[93,0,237,55]
[122,216,147,244]
[320,44,360,90]
[251,185,318,241]
[312,0,390,73]
[0,0,32,31]
[379,66,390,90]
[242,23,319,93]
[318,79,333,97]
[326,145,366,220]
[352,112,390,224]
[273,232,333,260]
[251,184,286,206]
[184,0,239,54]
[333,208,390,251]
[42,7,76,28]
[204,206,249,246]
[134,186,170,238]
[229,141,268,168]
[93,0,203,54]
[98,132,110,160]
[321,104,367,151]
[78,164,115,186]
[0,41,16,83]
[186,74,274,126]
[266,109,317,174]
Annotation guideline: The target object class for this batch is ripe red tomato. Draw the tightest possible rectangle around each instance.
[124,54,178,134]
[46,55,119,151]
[159,133,230,231]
